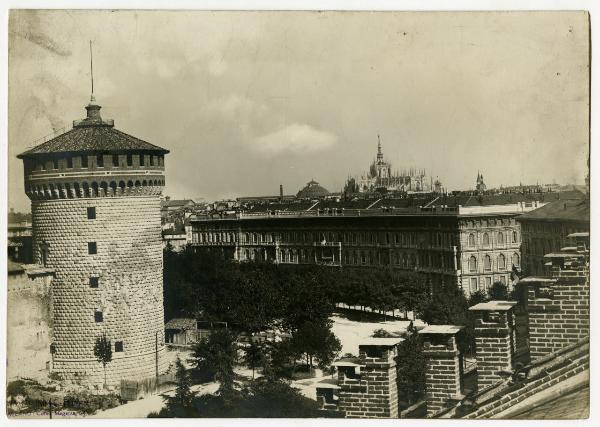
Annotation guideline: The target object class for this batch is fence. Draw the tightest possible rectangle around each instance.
[120,372,177,402]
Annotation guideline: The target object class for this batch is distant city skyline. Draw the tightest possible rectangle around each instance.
[8,10,589,211]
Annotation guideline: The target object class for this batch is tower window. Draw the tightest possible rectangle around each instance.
[89,277,99,288]
[66,157,73,168]
[140,154,145,166]
[115,341,124,352]
[96,154,104,168]
[150,155,155,166]
[81,155,88,168]
[112,154,119,167]
[87,207,96,220]
[94,311,103,323]
[88,242,97,255]
[127,154,133,166]
[52,158,59,170]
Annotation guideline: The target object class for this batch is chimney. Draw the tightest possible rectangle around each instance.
[469,301,517,390]
[336,338,401,418]
[279,184,283,201]
[420,325,464,417]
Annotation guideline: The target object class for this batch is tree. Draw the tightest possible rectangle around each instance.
[93,335,112,388]
[242,341,267,379]
[163,357,197,417]
[266,338,302,379]
[421,286,474,355]
[189,329,237,395]
[238,378,321,417]
[291,320,341,371]
[468,290,489,307]
[395,323,426,405]
[489,281,509,300]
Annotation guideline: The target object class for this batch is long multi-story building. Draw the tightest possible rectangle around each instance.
[189,193,570,296]
[518,196,589,277]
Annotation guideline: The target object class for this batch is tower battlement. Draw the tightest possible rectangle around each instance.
[19,99,168,202]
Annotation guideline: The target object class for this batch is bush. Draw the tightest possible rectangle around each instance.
[372,328,395,338]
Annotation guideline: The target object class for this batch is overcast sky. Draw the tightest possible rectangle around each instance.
[8,10,589,211]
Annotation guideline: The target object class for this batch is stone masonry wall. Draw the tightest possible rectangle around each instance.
[7,269,54,380]
[31,196,167,385]
[527,274,589,361]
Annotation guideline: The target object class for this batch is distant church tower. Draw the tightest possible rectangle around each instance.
[476,171,487,194]
[17,93,170,385]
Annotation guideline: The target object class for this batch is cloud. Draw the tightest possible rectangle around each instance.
[253,123,338,155]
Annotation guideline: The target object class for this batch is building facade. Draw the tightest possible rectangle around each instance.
[17,95,170,385]
[518,198,589,277]
[190,202,541,296]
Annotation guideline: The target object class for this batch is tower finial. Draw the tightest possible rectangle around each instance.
[89,40,95,102]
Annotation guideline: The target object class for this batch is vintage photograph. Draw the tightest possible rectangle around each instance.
[5,9,590,420]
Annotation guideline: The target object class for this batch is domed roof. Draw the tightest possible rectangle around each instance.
[17,97,169,159]
[296,179,329,199]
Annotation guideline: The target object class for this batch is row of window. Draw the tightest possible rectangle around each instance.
[467,253,520,273]
[30,154,164,172]
[463,218,516,228]
[467,231,518,247]
[468,275,509,293]
[195,230,439,247]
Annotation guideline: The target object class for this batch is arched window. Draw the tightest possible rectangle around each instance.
[498,254,506,270]
[483,233,490,246]
[484,255,491,271]
[468,233,476,247]
[498,232,504,244]
[469,256,477,272]
[513,231,518,243]
[512,253,520,267]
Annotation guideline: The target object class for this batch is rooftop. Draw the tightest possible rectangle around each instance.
[18,98,169,158]
[164,318,197,330]
[517,198,589,223]
[469,301,517,311]
[359,337,404,347]
[419,325,464,335]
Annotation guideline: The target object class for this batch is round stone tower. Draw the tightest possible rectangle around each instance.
[17,95,170,386]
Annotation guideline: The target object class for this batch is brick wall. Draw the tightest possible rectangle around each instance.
[470,302,516,390]
[526,274,589,360]
[337,345,399,418]
[421,330,463,417]
[31,196,168,385]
